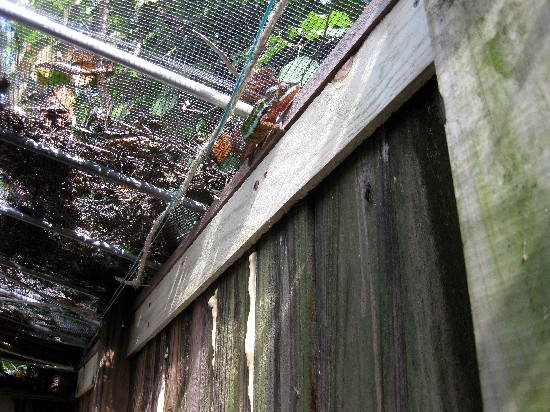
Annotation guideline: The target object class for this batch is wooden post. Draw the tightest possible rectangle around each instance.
[423,0,550,409]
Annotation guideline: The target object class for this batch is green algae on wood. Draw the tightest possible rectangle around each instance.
[424,0,550,409]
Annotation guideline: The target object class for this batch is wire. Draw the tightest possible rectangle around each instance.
[102,0,288,317]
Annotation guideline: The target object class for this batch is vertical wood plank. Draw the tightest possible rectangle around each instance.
[75,292,132,412]
[162,294,213,411]
[254,202,316,411]
[423,0,550,409]
[94,294,132,412]
[128,329,166,412]
[210,256,250,412]
[313,78,482,410]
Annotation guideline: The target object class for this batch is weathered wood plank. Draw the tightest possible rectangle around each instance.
[253,202,316,411]
[161,294,213,411]
[210,256,250,412]
[127,330,167,412]
[423,0,550,410]
[76,292,132,412]
[311,78,482,411]
[129,0,434,355]
[75,352,98,398]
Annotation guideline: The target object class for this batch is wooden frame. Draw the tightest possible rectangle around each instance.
[132,0,399,310]
[128,0,434,355]
[76,351,98,398]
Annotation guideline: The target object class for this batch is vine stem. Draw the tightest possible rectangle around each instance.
[123,0,290,288]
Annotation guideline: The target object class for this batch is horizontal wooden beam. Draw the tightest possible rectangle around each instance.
[0,129,208,213]
[0,204,161,270]
[128,0,435,355]
[132,0,398,310]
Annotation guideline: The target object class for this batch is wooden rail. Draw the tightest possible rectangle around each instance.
[128,0,435,355]
[132,0,398,311]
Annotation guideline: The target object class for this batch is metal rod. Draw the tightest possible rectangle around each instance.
[0,256,101,298]
[0,295,97,326]
[0,313,88,348]
[0,348,75,371]
[0,204,161,270]
[0,129,207,214]
[0,269,100,321]
[0,1,253,118]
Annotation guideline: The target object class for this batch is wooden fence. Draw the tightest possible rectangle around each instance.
[77,78,483,411]
[76,0,550,410]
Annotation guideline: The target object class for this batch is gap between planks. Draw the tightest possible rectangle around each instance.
[128,0,435,356]
[132,0,397,312]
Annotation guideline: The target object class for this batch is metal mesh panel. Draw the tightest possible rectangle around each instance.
[0,0,365,241]
[0,0,368,358]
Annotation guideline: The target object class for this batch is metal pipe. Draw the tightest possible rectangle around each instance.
[0,348,76,371]
[0,313,89,347]
[0,269,99,321]
[0,293,98,326]
[0,256,101,298]
[0,204,162,270]
[0,129,207,214]
[0,1,253,118]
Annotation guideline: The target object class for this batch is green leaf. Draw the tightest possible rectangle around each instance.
[300,11,326,40]
[294,10,352,41]
[150,86,178,117]
[279,56,319,85]
[257,34,288,67]
[328,10,353,28]
[288,26,300,40]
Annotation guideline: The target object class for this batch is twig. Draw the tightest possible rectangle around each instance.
[191,29,240,78]
[124,0,289,287]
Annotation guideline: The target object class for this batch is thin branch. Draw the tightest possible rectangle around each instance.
[191,29,240,78]
[124,0,290,288]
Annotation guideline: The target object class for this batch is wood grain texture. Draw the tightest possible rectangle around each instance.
[130,258,249,411]
[89,78,481,412]
[312,78,481,411]
[76,291,132,412]
[253,202,316,411]
[127,329,167,412]
[75,352,98,398]
[129,0,434,355]
[210,256,250,412]
[423,1,550,410]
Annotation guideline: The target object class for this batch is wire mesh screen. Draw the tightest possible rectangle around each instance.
[0,0,368,358]
[0,0,366,241]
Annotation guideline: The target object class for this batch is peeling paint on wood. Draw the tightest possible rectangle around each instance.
[78,79,481,412]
